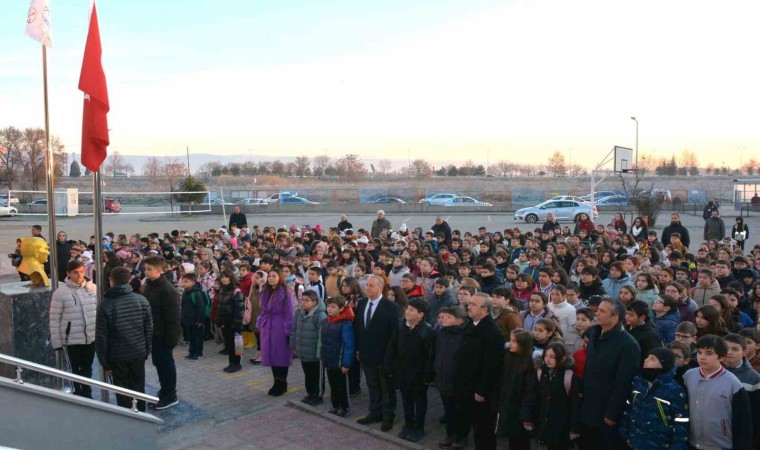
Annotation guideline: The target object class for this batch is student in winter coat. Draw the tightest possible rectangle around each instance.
[548,285,577,336]
[732,216,750,250]
[578,266,607,301]
[97,267,153,411]
[691,269,722,306]
[385,299,436,442]
[257,268,296,396]
[534,343,583,450]
[703,210,726,241]
[497,329,536,450]
[291,290,327,405]
[320,296,356,418]
[619,348,689,450]
[417,257,441,306]
[427,278,456,327]
[432,306,467,448]
[652,295,680,344]
[216,270,245,373]
[625,301,664,364]
[723,333,760,450]
[388,255,411,287]
[180,273,207,360]
[478,263,504,295]
[490,287,523,342]
[602,262,634,300]
[49,259,98,398]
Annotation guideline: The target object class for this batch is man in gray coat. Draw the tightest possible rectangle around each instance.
[97,267,153,411]
[371,210,392,238]
[704,209,726,241]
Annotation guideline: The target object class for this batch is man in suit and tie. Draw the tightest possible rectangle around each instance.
[355,275,401,431]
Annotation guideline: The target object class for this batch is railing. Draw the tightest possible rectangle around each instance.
[0,353,158,413]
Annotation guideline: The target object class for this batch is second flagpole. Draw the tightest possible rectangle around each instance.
[42,44,58,288]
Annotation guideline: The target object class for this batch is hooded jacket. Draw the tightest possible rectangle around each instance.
[602,275,634,300]
[579,278,606,300]
[627,321,663,364]
[433,323,466,396]
[96,284,152,368]
[619,370,689,450]
[492,305,523,342]
[653,309,680,344]
[428,288,456,326]
[143,273,182,348]
[690,280,722,307]
[703,216,726,241]
[388,265,410,287]
[290,302,327,362]
[49,277,97,349]
[320,306,355,369]
[535,357,583,447]
[385,319,435,387]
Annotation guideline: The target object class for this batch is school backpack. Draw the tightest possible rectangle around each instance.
[537,368,573,396]
[191,290,212,319]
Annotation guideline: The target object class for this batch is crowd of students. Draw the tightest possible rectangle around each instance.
[40,209,760,450]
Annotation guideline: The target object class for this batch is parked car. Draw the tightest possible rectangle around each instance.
[263,192,297,203]
[209,198,234,205]
[579,191,619,203]
[235,198,268,206]
[28,199,47,206]
[104,198,121,213]
[419,193,457,206]
[371,197,406,204]
[0,194,20,205]
[547,195,589,203]
[0,205,18,217]
[279,196,320,205]
[443,196,493,207]
[515,200,598,224]
[596,195,631,206]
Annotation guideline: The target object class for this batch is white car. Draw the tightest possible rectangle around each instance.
[235,198,268,206]
[263,192,297,204]
[547,195,592,204]
[419,193,457,206]
[515,200,598,223]
[0,205,18,217]
[443,196,493,207]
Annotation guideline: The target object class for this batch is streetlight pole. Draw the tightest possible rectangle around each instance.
[630,117,638,169]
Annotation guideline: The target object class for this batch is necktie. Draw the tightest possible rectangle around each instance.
[365,301,374,326]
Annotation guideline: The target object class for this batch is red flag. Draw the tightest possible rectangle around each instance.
[78,3,109,173]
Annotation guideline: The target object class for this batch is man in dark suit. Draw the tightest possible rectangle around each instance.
[452,293,504,449]
[355,275,401,431]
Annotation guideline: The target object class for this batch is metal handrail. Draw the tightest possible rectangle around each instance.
[0,353,158,412]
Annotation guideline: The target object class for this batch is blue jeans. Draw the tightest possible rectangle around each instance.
[151,336,177,401]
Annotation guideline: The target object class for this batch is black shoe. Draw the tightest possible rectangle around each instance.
[349,389,362,398]
[154,397,178,410]
[328,408,339,415]
[301,395,311,403]
[407,426,425,443]
[381,419,394,432]
[219,348,228,355]
[305,396,323,406]
[226,365,242,373]
[249,358,261,365]
[439,414,447,424]
[222,365,232,373]
[356,415,383,425]
[451,437,467,449]
[271,379,288,396]
[337,408,349,418]
[438,435,455,449]
[397,423,412,440]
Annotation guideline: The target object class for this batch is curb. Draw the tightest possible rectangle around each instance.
[285,400,424,450]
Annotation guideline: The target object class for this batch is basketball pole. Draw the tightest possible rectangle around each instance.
[589,147,617,199]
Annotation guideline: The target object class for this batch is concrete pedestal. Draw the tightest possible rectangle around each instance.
[0,282,56,385]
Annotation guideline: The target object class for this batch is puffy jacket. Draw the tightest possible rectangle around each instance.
[703,217,725,241]
[619,370,689,450]
[385,320,435,387]
[628,321,663,364]
[480,274,504,295]
[653,310,680,344]
[290,304,327,362]
[535,359,583,447]
[602,275,634,300]
[96,284,152,369]
[181,283,207,327]
[433,323,466,396]
[428,289,456,326]
[690,281,722,307]
[579,278,606,300]
[498,351,536,438]
[215,286,245,332]
[143,274,181,348]
[320,307,355,369]
[49,277,97,349]
[388,266,410,288]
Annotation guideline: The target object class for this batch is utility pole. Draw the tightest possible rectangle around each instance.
[186,146,191,175]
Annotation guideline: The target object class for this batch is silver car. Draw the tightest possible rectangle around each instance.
[515,200,598,224]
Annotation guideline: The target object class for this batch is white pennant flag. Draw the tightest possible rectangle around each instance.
[26,0,52,47]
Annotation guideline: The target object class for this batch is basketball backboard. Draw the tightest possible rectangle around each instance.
[614,146,633,173]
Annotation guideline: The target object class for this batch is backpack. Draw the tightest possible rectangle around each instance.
[537,368,573,396]
[192,290,212,319]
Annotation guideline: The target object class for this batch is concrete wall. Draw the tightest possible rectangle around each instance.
[0,377,160,450]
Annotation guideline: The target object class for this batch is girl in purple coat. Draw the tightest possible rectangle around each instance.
[257,268,296,396]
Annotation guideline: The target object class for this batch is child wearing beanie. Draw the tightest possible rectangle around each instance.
[619,347,689,450]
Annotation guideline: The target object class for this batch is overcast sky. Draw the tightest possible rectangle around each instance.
[3,0,759,168]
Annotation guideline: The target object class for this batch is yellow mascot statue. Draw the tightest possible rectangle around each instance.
[17,237,50,288]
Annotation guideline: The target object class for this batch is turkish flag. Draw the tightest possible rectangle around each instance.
[78,3,109,173]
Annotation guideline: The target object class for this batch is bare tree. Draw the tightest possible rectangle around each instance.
[547,151,567,177]
[294,155,310,178]
[22,128,47,190]
[336,154,366,181]
[377,159,392,175]
[103,150,131,177]
[312,154,330,178]
[142,156,164,189]
[0,126,24,189]
[410,159,433,178]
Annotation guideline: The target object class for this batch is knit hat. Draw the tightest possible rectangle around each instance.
[648,347,675,372]
[180,263,195,274]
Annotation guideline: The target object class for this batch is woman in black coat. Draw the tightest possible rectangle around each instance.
[629,217,648,241]
[534,342,582,450]
[497,329,536,449]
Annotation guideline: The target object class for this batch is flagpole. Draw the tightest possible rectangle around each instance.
[42,44,58,288]
[92,169,108,402]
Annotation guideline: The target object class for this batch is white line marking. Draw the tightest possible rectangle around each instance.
[488,215,492,222]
